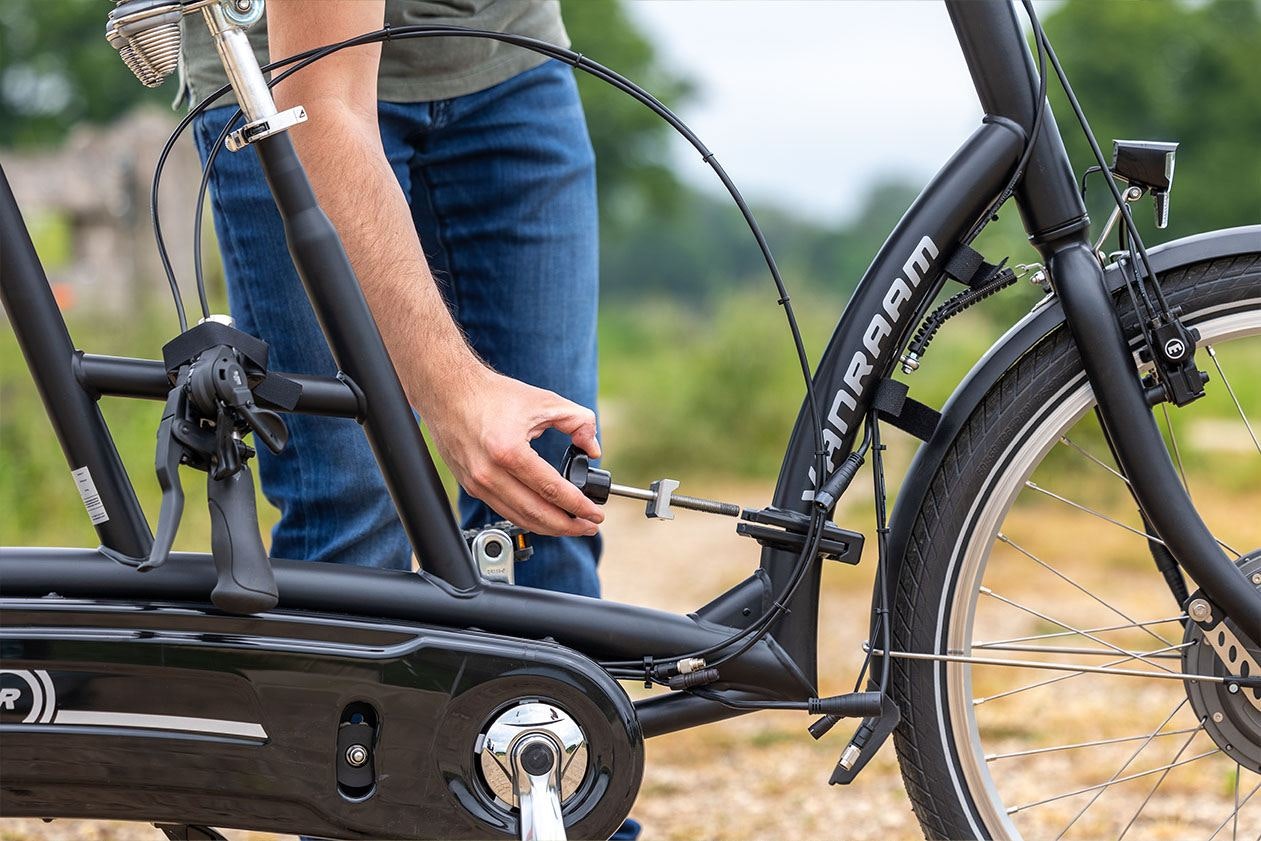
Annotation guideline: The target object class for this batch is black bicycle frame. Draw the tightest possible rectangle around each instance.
[3,0,1256,741]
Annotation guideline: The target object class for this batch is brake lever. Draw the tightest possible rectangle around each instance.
[140,366,192,572]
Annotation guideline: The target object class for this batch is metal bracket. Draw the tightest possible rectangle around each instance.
[225,106,308,151]
[1193,598,1261,713]
[471,528,515,584]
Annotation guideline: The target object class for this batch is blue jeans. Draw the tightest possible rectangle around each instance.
[194,59,601,597]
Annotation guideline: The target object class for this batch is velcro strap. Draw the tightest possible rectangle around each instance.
[872,378,941,442]
[255,373,303,411]
[944,244,1001,289]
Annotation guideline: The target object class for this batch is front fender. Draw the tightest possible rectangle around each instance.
[886,224,1261,589]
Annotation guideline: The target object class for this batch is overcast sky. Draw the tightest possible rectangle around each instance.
[625,1,998,224]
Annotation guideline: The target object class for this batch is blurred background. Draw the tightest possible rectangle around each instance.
[1,1,1259,838]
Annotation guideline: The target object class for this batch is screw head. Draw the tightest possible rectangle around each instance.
[1252,573,1261,586]
[1229,683,1241,694]
[519,741,556,776]
[345,744,369,767]
[1188,598,1213,623]
[1214,711,1226,723]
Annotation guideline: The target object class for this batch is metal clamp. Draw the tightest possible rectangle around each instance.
[471,528,515,584]
[225,106,308,151]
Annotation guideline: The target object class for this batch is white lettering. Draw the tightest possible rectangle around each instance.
[883,278,912,321]
[844,352,874,395]
[801,235,938,497]
[863,314,892,357]
[0,687,19,710]
[903,235,938,286]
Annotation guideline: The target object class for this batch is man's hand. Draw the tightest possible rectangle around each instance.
[427,365,604,537]
[266,2,603,538]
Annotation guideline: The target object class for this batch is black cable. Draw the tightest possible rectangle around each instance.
[154,25,831,676]
[868,412,892,697]
[172,27,823,455]
[192,110,243,318]
[1020,0,1169,314]
[151,108,201,332]
[963,0,1048,245]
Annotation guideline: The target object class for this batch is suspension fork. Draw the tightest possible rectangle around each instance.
[1045,236,1261,641]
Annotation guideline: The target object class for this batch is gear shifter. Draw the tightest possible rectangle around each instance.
[140,321,292,614]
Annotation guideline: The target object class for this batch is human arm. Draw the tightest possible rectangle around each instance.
[263,1,602,537]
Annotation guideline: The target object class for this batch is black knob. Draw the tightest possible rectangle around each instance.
[561,445,611,504]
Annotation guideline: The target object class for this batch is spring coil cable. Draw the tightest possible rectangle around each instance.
[106,0,192,89]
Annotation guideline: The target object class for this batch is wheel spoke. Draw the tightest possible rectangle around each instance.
[974,615,1188,648]
[981,586,1177,673]
[1024,481,1165,544]
[1013,748,1217,816]
[1206,344,1261,456]
[972,642,1184,659]
[1116,726,1202,840]
[997,533,1175,648]
[1208,776,1261,841]
[1059,434,1130,484]
[1051,701,1192,838]
[970,641,1193,706]
[985,726,1203,761]
[1162,403,1194,497]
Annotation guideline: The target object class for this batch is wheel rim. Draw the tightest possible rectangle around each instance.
[940,304,1261,840]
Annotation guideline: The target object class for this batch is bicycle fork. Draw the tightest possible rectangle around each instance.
[1046,237,1261,642]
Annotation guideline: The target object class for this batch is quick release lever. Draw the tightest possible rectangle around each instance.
[560,445,740,520]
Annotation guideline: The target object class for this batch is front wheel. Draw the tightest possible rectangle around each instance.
[892,253,1261,839]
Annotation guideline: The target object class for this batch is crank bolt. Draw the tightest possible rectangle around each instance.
[345,744,369,767]
[519,740,557,777]
[1187,598,1213,624]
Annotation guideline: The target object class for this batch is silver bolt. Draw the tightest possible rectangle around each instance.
[1251,573,1261,586]
[235,0,251,10]
[345,744,369,767]
[1214,711,1226,723]
[1125,185,1143,202]
[1229,683,1241,694]
[1188,598,1213,624]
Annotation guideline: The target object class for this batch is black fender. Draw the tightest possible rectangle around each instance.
[886,224,1261,590]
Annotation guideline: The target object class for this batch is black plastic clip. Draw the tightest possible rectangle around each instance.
[736,507,864,564]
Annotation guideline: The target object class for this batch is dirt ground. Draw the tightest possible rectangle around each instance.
[4,466,1261,841]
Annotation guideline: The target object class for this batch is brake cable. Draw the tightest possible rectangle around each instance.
[1021,0,1206,409]
[149,25,832,682]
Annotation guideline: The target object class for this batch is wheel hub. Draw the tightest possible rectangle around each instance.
[1184,550,1261,771]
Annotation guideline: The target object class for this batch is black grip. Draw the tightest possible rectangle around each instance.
[207,465,278,614]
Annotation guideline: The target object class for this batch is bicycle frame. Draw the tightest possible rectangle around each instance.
[3,0,1256,747]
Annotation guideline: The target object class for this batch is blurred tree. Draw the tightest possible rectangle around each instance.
[0,0,167,148]
[559,0,693,228]
[0,0,692,228]
[1042,0,1261,240]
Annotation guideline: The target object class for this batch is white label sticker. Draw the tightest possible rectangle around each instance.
[71,466,110,525]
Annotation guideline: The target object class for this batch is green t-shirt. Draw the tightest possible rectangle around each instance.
[177,0,569,110]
